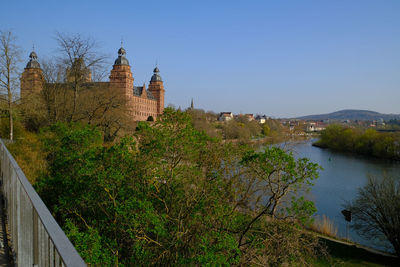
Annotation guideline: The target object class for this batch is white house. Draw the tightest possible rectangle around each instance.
[306,122,326,132]
[255,115,268,124]
[218,112,234,121]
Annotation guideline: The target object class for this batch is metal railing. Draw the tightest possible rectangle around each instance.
[0,140,86,267]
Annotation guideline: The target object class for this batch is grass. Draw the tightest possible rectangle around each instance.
[308,215,398,266]
[310,215,338,238]
[6,130,47,184]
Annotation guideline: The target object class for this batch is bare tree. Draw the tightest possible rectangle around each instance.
[54,32,108,122]
[347,175,400,257]
[19,32,129,141]
[18,57,66,131]
[39,58,71,124]
[38,40,130,141]
[75,84,131,142]
[0,30,22,140]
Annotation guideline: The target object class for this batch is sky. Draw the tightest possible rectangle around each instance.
[2,0,400,118]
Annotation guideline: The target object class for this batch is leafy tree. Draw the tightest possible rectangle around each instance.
[34,108,324,266]
[347,175,400,257]
[236,147,320,247]
[135,108,323,265]
[316,125,400,160]
[186,108,220,138]
[316,124,343,149]
[36,123,148,265]
[134,108,241,265]
[221,119,253,140]
[262,124,270,136]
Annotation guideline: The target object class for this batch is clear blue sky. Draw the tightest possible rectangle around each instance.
[2,0,399,117]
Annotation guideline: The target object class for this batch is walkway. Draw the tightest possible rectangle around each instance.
[0,195,11,267]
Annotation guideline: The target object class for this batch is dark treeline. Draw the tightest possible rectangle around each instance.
[314,124,400,160]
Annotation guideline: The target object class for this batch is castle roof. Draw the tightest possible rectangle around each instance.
[133,86,156,100]
[114,46,130,66]
[25,51,41,69]
[150,66,162,82]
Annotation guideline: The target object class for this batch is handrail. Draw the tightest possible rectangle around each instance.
[0,139,86,267]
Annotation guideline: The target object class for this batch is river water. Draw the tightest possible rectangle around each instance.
[281,139,400,252]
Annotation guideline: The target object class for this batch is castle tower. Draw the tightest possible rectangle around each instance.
[148,67,165,115]
[20,51,44,98]
[109,46,134,98]
[66,57,92,83]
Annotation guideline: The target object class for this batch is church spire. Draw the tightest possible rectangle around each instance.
[190,98,194,109]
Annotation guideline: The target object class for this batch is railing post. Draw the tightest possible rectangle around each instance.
[33,209,39,266]
[0,140,86,266]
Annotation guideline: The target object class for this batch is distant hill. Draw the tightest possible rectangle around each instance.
[296,109,400,121]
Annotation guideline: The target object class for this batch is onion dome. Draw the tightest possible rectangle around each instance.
[118,47,126,55]
[150,66,162,82]
[114,46,130,66]
[26,51,41,69]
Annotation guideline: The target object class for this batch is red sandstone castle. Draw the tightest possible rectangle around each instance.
[20,46,165,121]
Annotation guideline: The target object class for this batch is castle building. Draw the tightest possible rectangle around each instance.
[20,51,45,97]
[20,46,165,121]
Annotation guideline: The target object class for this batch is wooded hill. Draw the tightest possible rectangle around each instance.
[297,109,400,121]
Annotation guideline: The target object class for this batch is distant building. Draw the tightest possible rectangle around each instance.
[218,112,234,121]
[190,98,194,109]
[20,46,165,121]
[244,114,254,121]
[306,123,315,132]
[255,115,268,124]
[306,122,326,132]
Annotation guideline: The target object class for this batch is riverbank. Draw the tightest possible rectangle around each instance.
[222,134,313,147]
[314,124,400,161]
[316,236,399,266]
[312,140,400,162]
[286,139,400,253]
[312,142,326,149]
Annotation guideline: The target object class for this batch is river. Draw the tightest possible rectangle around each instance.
[282,139,400,252]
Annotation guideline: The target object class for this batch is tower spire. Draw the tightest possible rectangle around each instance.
[150,65,162,82]
[191,98,194,109]
[114,43,129,66]
[26,49,40,68]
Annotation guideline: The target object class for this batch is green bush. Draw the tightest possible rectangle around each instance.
[316,125,400,160]
[33,108,324,266]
